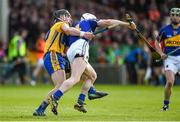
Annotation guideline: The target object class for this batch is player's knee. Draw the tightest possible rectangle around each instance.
[166,81,173,88]
[71,76,81,84]
[92,72,97,81]
[56,81,62,87]
[74,77,81,83]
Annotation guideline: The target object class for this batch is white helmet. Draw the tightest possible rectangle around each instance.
[81,13,97,21]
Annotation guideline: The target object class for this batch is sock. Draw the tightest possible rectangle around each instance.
[78,93,86,102]
[164,100,169,105]
[36,101,49,112]
[53,90,63,101]
[88,86,96,94]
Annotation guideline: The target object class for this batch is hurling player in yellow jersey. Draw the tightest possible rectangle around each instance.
[33,9,94,116]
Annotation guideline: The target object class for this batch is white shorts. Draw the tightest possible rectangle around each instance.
[67,39,89,63]
[164,56,180,74]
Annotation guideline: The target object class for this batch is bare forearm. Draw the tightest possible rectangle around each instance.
[61,23,94,40]
[67,27,81,36]
[154,40,164,55]
[61,24,82,37]
[113,20,129,26]
[98,19,129,27]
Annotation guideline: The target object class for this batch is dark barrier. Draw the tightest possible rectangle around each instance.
[92,64,127,85]
[92,64,180,85]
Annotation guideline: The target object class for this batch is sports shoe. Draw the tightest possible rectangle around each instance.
[88,91,108,100]
[162,105,169,111]
[33,110,46,116]
[74,100,87,113]
[48,95,58,115]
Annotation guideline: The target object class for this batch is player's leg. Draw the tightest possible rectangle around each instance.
[162,57,177,111]
[85,63,108,100]
[65,57,107,100]
[74,63,108,113]
[50,39,89,101]
[60,57,87,92]
[48,57,87,115]
[33,70,65,116]
[74,65,98,113]
[74,74,91,113]
[162,70,175,111]
[33,52,66,116]
[46,70,65,115]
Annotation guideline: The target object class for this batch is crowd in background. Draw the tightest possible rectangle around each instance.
[0,0,179,85]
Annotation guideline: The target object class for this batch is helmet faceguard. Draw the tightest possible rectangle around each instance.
[170,8,180,25]
[170,8,180,16]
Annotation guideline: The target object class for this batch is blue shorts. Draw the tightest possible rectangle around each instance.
[44,51,65,76]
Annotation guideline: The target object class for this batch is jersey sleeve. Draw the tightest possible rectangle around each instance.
[88,19,98,31]
[55,21,70,32]
[157,26,166,42]
[79,21,90,32]
[88,19,97,26]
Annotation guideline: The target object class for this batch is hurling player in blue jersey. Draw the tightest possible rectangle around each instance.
[48,13,136,114]
[154,8,180,111]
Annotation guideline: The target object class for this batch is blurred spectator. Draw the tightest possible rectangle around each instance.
[125,45,151,84]
[148,3,160,22]
[99,32,112,47]
[30,32,49,86]
[97,46,107,64]
[1,29,29,85]
[106,42,123,65]
[137,44,151,85]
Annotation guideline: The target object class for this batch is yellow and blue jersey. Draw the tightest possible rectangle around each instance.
[67,19,97,47]
[43,21,69,76]
[44,21,68,55]
[159,24,180,56]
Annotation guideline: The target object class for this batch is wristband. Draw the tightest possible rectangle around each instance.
[80,31,85,37]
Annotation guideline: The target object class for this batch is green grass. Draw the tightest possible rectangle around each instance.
[0,85,180,121]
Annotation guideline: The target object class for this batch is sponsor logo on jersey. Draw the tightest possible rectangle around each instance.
[165,35,180,47]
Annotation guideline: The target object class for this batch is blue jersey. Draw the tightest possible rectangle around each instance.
[67,19,98,47]
[158,24,180,56]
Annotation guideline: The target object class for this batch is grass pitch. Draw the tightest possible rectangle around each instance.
[0,84,180,121]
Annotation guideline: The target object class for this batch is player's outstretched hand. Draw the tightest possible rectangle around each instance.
[128,21,136,30]
[83,32,95,40]
[160,53,168,60]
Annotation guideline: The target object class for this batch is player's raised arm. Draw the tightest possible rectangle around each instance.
[154,28,168,60]
[53,10,94,40]
[61,23,94,40]
[97,19,136,30]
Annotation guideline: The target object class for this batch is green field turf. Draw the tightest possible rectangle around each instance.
[0,84,180,121]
